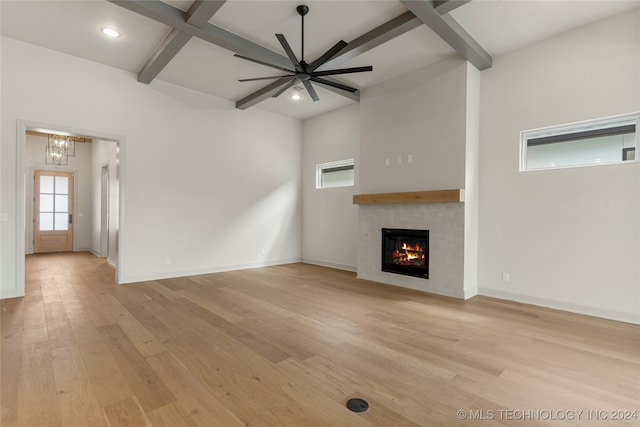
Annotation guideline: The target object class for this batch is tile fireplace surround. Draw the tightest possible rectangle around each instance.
[354,190,470,299]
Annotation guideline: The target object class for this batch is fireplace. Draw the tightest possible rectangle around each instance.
[381,228,429,279]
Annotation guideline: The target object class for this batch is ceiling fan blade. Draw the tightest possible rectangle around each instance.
[312,66,373,77]
[275,34,302,72]
[307,40,348,73]
[302,80,320,102]
[234,54,294,74]
[271,78,298,98]
[239,75,294,82]
[310,77,358,93]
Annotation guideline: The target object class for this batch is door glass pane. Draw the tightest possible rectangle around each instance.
[40,175,54,193]
[40,194,54,212]
[40,213,54,231]
[54,195,68,213]
[54,213,68,231]
[55,176,69,194]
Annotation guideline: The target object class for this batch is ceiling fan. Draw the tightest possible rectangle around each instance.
[234,4,373,102]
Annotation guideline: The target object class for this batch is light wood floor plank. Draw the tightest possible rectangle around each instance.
[76,339,135,407]
[103,397,152,427]
[97,324,176,412]
[16,343,62,427]
[51,345,108,427]
[1,252,638,426]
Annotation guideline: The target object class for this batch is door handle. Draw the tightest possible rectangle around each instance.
[69,214,73,225]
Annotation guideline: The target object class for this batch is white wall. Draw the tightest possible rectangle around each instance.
[478,10,640,323]
[302,104,359,271]
[24,134,93,253]
[359,57,468,193]
[91,139,118,264]
[1,37,302,297]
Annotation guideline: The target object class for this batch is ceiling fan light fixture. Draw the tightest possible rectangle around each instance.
[101,27,121,38]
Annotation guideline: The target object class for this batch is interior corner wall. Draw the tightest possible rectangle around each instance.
[301,104,359,271]
[477,9,640,323]
[1,37,302,296]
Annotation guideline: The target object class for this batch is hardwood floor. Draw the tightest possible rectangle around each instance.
[2,252,639,426]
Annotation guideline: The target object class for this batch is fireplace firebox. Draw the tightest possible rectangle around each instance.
[381,228,429,279]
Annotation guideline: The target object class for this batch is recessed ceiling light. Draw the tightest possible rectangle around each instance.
[101,27,121,38]
[291,86,303,100]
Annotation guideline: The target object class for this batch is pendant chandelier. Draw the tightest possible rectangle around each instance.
[45,134,75,165]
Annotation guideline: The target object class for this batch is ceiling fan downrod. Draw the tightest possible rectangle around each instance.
[297,5,309,66]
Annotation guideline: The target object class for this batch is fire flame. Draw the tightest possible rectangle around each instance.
[392,241,425,264]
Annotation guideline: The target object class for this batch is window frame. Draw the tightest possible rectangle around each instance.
[315,158,355,189]
[519,112,639,172]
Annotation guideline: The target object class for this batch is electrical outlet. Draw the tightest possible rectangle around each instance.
[502,272,510,282]
[407,154,413,163]
[384,158,390,166]
[396,156,402,164]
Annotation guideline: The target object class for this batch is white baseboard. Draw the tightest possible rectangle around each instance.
[0,289,25,300]
[302,258,357,272]
[479,287,640,325]
[118,257,302,284]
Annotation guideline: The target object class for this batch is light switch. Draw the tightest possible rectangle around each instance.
[0,212,7,222]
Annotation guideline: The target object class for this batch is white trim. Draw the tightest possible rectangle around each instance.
[301,258,357,272]
[16,122,27,298]
[479,286,640,325]
[519,111,639,172]
[118,258,302,284]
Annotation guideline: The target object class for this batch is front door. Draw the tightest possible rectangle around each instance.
[34,170,74,253]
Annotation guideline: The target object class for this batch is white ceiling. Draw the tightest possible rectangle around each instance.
[2,0,639,120]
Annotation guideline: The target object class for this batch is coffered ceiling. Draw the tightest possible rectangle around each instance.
[2,0,638,120]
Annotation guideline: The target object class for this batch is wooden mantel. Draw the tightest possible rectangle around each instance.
[353,189,464,205]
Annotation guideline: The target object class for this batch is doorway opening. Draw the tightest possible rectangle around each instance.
[16,120,123,294]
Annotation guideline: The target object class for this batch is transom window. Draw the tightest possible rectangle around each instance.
[316,159,354,189]
[520,112,638,171]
